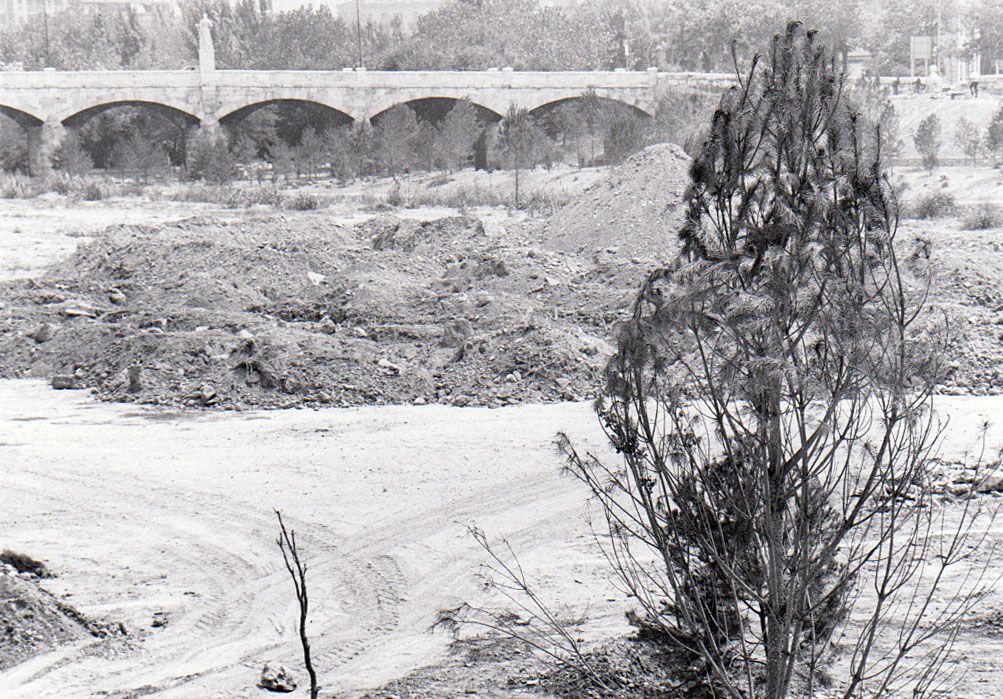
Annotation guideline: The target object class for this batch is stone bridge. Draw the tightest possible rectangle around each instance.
[0,68,733,172]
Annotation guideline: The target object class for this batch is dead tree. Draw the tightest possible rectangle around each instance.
[275,510,318,699]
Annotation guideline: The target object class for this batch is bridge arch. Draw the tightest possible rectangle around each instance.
[217,99,355,126]
[57,100,200,126]
[526,94,654,120]
[0,105,43,128]
[369,97,503,125]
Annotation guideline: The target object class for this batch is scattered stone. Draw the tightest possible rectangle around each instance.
[197,384,217,405]
[58,299,105,318]
[127,366,142,394]
[259,664,296,693]
[51,375,78,390]
[978,473,1003,493]
[107,289,127,305]
[441,319,473,348]
[27,323,56,343]
[377,358,402,375]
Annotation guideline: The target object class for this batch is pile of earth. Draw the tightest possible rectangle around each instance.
[0,555,111,671]
[917,224,1003,395]
[0,141,997,409]
[543,142,691,260]
[0,210,659,409]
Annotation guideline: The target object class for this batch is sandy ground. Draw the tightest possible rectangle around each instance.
[0,198,235,282]
[0,379,628,698]
[2,384,1003,698]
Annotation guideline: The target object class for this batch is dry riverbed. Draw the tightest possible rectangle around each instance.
[3,384,1003,697]
[5,159,1003,696]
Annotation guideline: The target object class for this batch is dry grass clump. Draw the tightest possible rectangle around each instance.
[961,202,1003,230]
[0,174,46,199]
[370,181,570,213]
[284,192,321,211]
[907,190,958,219]
[169,184,285,208]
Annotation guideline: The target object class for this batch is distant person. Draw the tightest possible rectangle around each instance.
[914,77,923,93]
[892,77,901,95]
[970,79,980,97]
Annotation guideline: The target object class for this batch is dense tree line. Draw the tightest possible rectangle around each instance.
[2,0,1000,74]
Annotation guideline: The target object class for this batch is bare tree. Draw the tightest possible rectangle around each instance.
[560,23,995,699]
[436,526,618,692]
[294,126,327,181]
[275,510,318,699]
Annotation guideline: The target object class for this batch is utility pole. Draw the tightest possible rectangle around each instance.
[355,0,364,69]
[935,0,942,70]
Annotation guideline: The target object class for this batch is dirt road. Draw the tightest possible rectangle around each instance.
[0,380,626,698]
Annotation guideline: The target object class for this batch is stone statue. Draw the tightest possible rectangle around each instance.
[198,15,215,74]
[927,63,942,94]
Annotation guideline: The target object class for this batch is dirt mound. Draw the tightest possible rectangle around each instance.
[0,562,108,671]
[0,212,638,409]
[544,143,691,258]
[1,185,995,410]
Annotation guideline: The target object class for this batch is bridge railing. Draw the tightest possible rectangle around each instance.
[0,69,735,91]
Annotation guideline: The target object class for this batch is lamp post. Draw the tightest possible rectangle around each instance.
[355,0,364,69]
[41,0,50,67]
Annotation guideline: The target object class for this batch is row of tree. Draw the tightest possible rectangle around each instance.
[2,0,1001,75]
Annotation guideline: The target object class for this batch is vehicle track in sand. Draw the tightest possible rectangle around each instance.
[0,381,612,697]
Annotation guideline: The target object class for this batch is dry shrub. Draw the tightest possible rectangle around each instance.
[907,190,957,219]
[961,202,1003,230]
[285,192,320,211]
